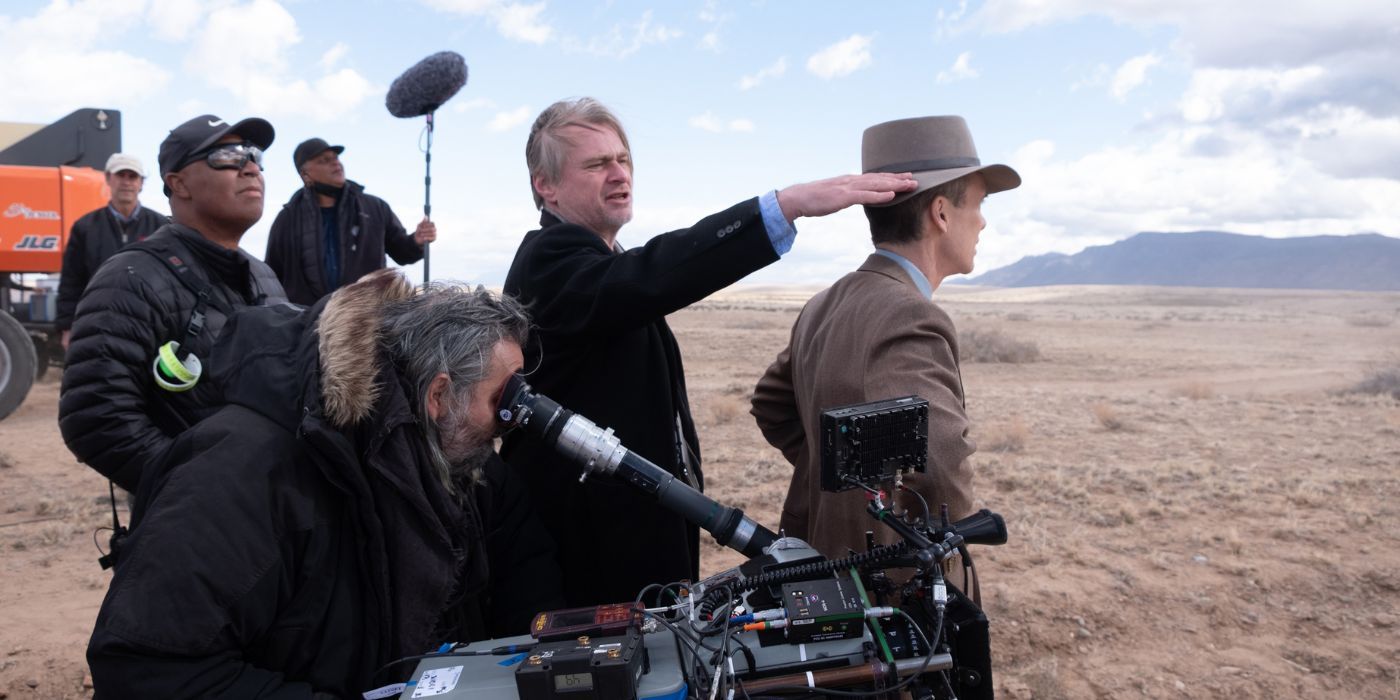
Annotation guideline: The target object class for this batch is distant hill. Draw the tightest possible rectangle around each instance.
[964,231,1400,290]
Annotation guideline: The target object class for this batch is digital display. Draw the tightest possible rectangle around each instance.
[553,672,594,692]
[551,609,597,627]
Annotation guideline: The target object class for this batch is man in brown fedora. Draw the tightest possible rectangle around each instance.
[751,115,1020,560]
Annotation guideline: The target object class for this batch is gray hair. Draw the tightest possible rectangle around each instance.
[526,97,632,209]
[379,283,530,489]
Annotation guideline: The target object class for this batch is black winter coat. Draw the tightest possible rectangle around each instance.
[58,224,288,491]
[501,200,778,606]
[264,182,423,305]
[87,278,563,698]
[55,204,168,330]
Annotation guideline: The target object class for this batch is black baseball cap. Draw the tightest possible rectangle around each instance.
[293,138,345,171]
[158,114,275,185]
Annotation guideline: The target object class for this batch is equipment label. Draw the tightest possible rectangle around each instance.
[412,665,463,697]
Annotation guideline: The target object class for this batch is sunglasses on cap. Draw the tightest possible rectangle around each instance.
[181,142,264,172]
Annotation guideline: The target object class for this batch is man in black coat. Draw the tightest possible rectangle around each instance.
[87,271,564,698]
[54,153,168,349]
[264,137,436,305]
[59,114,288,492]
[502,97,916,606]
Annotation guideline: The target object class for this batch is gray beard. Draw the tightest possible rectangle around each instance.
[449,443,494,484]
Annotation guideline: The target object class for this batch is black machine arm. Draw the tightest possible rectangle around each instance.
[497,375,777,558]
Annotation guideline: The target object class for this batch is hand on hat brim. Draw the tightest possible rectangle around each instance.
[877,164,1020,208]
[776,172,919,221]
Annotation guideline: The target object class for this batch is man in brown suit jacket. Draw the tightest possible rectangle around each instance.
[751,116,1021,559]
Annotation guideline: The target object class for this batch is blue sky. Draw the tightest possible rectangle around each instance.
[4,0,1398,286]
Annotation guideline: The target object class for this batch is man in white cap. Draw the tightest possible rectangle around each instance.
[751,115,1021,560]
[55,153,169,349]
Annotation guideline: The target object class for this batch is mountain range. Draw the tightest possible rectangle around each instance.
[964,231,1400,291]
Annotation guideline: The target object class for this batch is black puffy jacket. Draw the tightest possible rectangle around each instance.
[55,204,168,331]
[58,223,289,491]
[87,272,563,698]
[265,182,423,306]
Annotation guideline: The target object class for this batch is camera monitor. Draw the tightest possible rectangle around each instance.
[819,396,929,492]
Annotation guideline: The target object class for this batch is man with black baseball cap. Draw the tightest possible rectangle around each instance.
[265,136,437,305]
[60,114,290,494]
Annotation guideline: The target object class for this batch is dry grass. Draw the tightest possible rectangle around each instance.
[1091,402,1127,431]
[1172,381,1216,400]
[1346,366,1400,400]
[960,328,1042,363]
[1346,314,1395,328]
[703,396,748,425]
[981,417,1029,453]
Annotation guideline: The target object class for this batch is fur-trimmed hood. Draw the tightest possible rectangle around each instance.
[317,268,414,427]
[210,268,414,432]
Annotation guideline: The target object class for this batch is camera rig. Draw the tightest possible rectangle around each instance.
[385,382,1007,699]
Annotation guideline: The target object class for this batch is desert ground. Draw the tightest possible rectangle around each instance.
[2,284,1399,698]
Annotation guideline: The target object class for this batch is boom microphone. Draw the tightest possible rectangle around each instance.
[497,375,779,558]
[385,51,468,118]
[385,51,467,284]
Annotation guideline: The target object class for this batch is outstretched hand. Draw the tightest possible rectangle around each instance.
[776,172,918,221]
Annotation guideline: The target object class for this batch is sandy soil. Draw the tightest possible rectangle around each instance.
[3,284,1399,698]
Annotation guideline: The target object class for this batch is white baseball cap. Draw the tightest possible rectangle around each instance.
[104,153,146,177]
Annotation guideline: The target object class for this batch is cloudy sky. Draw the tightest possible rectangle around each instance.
[3,0,1397,286]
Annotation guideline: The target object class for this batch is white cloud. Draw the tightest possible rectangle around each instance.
[1179,65,1326,123]
[1070,63,1110,92]
[488,106,532,132]
[581,10,682,58]
[147,0,206,40]
[935,51,978,84]
[319,42,349,71]
[689,112,754,133]
[970,1,1400,115]
[421,0,554,45]
[0,0,170,119]
[185,0,375,122]
[495,2,552,43]
[807,34,873,79]
[738,57,788,91]
[956,0,1400,243]
[1110,52,1161,101]
[977,125,1400,272]
[696,0,729,52]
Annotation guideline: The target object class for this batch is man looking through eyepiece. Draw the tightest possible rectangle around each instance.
[87,271,563,697]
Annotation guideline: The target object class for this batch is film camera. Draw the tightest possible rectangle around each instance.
[389,385,1006,699]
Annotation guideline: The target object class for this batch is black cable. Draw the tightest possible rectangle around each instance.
[699,541,910,616]
[640,608,709,691]
[900,484,933,529]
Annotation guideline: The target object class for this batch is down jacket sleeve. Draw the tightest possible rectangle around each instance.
[58,256,180,491]
[87,419,320,699]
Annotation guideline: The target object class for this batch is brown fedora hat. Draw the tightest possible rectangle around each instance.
[862,115,1020,206]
